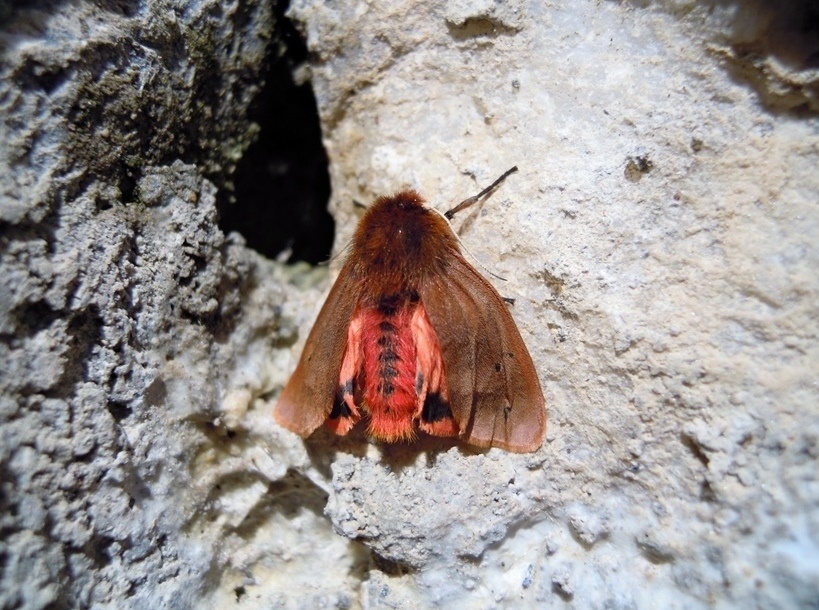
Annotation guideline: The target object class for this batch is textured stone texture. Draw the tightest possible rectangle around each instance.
[284,0,819,607]
[0,1,298,608]
[1,0,818,609]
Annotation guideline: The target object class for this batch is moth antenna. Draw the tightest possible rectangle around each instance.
[321,195,370,266]
[444,166,518,220]
[328,238,353,264]
[435,166,519,280]
[430,203,508,283]
[320,194,372,267]
[478,254,507,282]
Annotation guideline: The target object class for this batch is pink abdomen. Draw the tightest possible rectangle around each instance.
[358,299,419,441]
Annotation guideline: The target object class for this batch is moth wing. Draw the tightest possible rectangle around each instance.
[274,259,360,437]
[421,255,546,452]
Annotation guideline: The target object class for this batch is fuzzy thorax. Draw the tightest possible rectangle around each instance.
[350,191,459,297]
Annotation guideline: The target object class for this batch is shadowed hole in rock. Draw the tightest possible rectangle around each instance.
[371,551,416,576]
[714,0,819,113]
[262,469,328,517]
[199,469,329,541]
[680,432,710,467]
[11,299,60,336]
[107,400,132,422]
[221,0,333,264]
[699,479,718,503]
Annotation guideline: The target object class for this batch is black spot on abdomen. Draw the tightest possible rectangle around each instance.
[421,392,453,423]
[330,380,354,418]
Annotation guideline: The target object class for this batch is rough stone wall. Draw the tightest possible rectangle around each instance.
[0,1,285,608]
[1,1,818,609]
[284,1,819,606]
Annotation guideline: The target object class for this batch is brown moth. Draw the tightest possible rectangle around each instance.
[275,167,546,452]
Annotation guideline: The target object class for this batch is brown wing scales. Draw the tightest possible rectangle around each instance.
[421,254,546,452]
[274,259,360,437]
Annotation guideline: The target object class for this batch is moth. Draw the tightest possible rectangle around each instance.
[274,167,546,452]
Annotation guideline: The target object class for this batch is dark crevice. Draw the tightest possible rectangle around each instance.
[84,534,117,570]
[107,400,132,422]
[680,432,710,467]
[264,469,329,519]
[708,0,819,114]
[11,299,60,336]
[63,305,104,389]
[699,479,718,503]
[221,0,333,264]
[723,0,819,69]
[371,551,415,576]
[446,18,520,40]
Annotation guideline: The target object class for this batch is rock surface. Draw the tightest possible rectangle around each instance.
[1,0,817,608]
